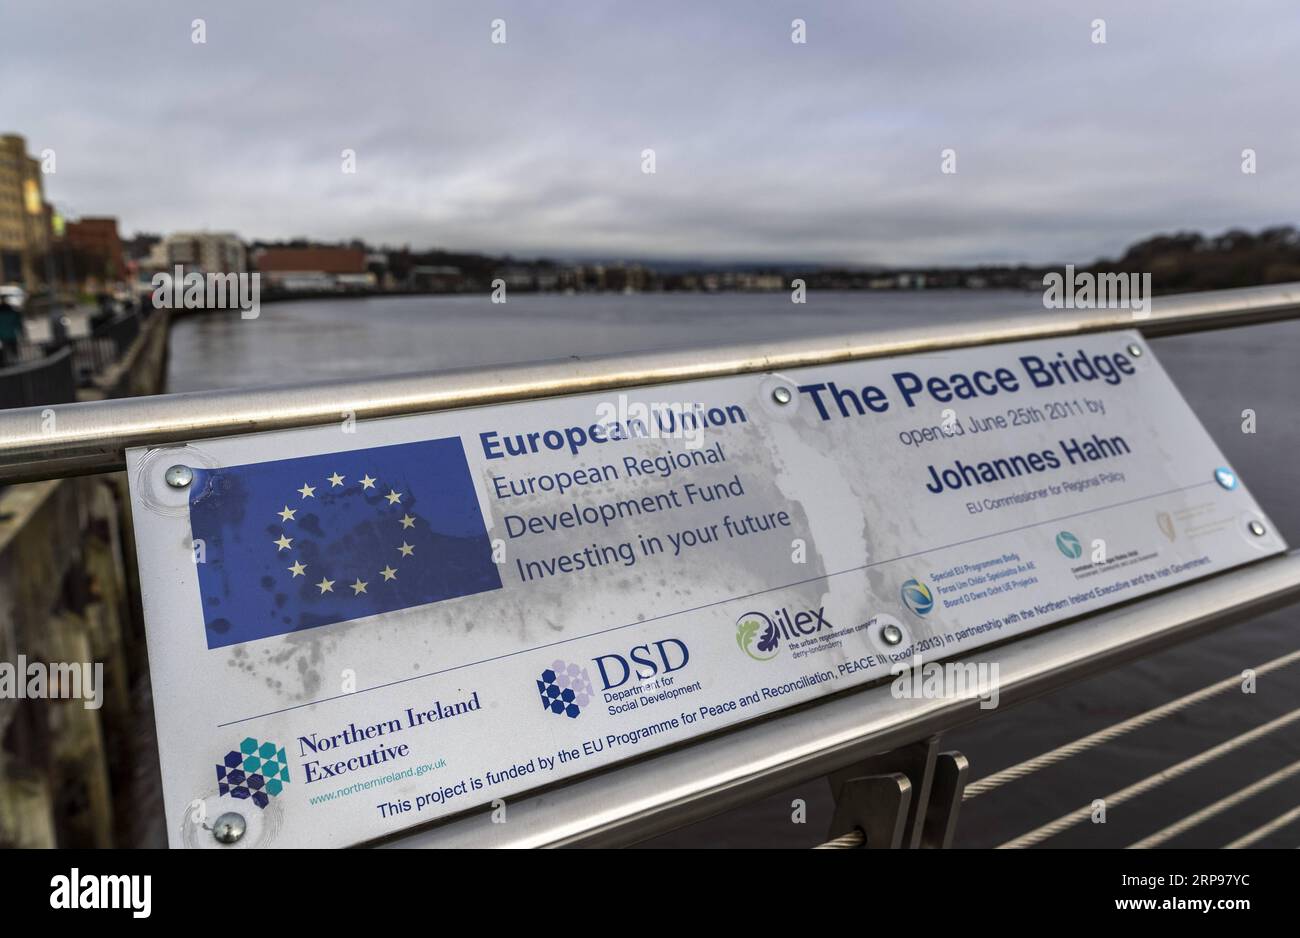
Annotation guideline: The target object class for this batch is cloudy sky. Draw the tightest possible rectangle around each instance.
[4,1,1297,265]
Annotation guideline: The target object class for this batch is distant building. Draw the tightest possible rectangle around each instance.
[123,232,162,262]
[0,133,52,289]
[65,216,126,290]
[409,265,463,292]
[149,231,247,275]
[254,246,374,291]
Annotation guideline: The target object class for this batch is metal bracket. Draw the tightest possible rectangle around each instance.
[921,751,969,848]
[825,737,968,848]
[825,773,912,849]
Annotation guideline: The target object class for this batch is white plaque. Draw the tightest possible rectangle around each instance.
[126,330,1284,847]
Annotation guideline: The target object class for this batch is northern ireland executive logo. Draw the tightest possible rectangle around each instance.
[900,578,934,616]
[537,660,595,719]
[215,737,290,809]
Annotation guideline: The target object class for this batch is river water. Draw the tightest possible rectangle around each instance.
[166,292,1300,848]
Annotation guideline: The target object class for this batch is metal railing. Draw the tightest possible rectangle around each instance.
[0,281,1298,485]
[0,281,1298,848]
[379,550,1300,848]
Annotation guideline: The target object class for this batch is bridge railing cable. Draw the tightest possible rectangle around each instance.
[965,649,1300,800]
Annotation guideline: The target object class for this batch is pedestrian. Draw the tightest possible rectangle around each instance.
[47,301,70,353]
[0,292,23,365]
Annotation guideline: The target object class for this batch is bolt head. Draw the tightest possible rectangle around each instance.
[772,386,792,405]
[164,464,193,489]
[881,623,903,646]
[1126,343,1143,357]
[212,811,246,844]
[1248,520,1267,537]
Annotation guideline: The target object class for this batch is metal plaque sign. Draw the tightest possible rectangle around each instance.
[127,330,1285,847]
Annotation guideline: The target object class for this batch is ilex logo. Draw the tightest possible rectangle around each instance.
[1055,530,1083,559]
[736,612,779,661]
[735,606,834,660]
[900,579,934,617]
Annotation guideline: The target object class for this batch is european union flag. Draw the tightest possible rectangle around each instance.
[189,437,501,649]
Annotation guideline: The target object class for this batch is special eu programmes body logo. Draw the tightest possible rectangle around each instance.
[900,578,934,616]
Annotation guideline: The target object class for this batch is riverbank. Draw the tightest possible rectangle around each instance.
[0,309,170,847]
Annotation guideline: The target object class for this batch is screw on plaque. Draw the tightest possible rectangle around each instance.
[165,464,194,489]
[772,386,793,405]
[212,811,246,845]
[881,623,903,646]
[1248,521,1267,537]
[1126,343,1143,358]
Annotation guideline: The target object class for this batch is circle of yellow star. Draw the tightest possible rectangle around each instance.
[274,534,293,551]
[287,560,307,577]
[278,506,297,522]
[360,475,377,490]
[350,579,368,595]
[400,514,416,529]
[327,472,345,487]
[397,542,414,557]
[385,489,402,505]
[316,577,335,594]
[298,483,316,498]
[380,565,397,581]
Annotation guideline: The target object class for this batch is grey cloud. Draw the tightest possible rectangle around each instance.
[2,0,1295,265]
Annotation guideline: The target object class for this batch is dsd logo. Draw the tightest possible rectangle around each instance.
[1055,530,1083,559]
[594,639,690,690]
[214,737,290,809]
[538,640,691,717]
[735,606,834,660]
[900,578,934,616]
[537,660,596,719]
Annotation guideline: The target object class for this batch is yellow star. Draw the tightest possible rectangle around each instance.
[380,565,397,581]
[397,542,414,557]
[350,579,368,595]
[278,506,297,522]
[274,534,293,551]
[287,560,307,577]
[316,577,335,594]
[385,489,402,505]
[400,514,416,529]
[360,475,377,490]
[327,472,345,487]
[298,483,316,498]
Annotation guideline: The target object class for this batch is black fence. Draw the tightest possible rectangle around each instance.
[70,313,141,379]
[0,346,77,409]
[1,311,143,409]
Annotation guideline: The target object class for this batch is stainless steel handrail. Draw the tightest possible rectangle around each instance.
[377,551,1300,848]
[0,282,1298,484]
